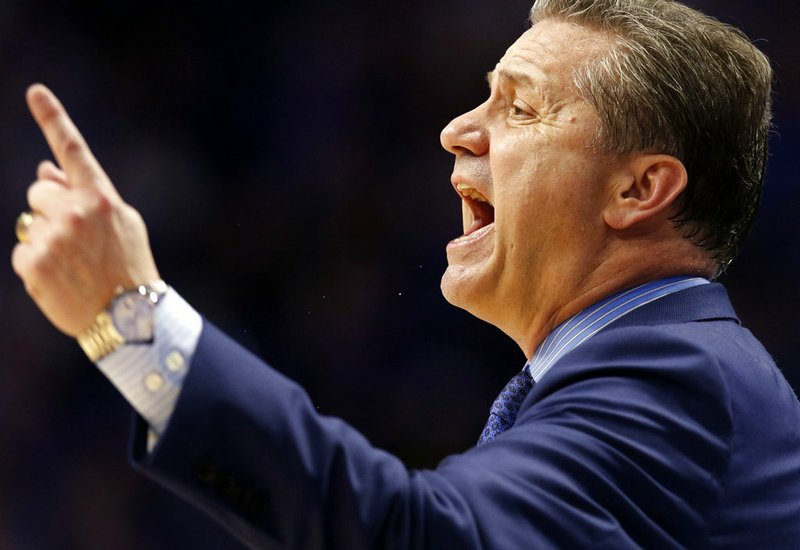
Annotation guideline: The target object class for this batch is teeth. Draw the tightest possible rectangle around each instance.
[456,183,490,203]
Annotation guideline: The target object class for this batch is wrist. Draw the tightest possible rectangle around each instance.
[77,280,168,362]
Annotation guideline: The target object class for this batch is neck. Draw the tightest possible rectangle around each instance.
[512,241,715,359]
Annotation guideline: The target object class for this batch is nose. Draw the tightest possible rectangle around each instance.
[440,107,489,157]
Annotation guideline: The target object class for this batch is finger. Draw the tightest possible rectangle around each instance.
[26,84,109,189]
[28,179,70,217]
[12,212,49,267]
[24,211,50,244]
[12,231,55,299]
[11,241,34,281]
[37,160,68,185]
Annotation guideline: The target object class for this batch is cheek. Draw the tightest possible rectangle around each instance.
[492,151,556,225]
[497,153,602,249]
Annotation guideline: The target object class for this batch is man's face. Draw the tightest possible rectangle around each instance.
[440,19,621,344]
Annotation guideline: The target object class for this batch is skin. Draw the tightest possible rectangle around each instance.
[440,19,716,358]
[12,18,713,356]
[12,85,159,337]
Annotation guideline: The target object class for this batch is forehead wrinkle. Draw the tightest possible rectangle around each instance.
[494,64,555,108]
[487,62,549,93]
[499,67,543,89]
[497,22,613,97]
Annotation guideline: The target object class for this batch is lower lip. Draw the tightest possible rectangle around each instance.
[446,223,495,249]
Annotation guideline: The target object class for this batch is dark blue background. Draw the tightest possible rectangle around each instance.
[0,1,797,546]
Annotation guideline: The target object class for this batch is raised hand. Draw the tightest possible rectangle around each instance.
[12,84,160,337]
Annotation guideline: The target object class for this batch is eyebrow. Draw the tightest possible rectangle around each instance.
[486,68,537,90]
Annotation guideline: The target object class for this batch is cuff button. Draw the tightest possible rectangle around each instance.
[144,372,164,392]
[165,350,186,373]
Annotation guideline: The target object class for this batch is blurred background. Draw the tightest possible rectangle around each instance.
[0,0,797,547]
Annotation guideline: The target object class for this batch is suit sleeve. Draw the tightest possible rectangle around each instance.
[130,321,732,549]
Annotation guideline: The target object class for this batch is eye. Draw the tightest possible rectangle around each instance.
[507,100,536,120]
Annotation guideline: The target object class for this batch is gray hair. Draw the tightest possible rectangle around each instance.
[531,0,773,271]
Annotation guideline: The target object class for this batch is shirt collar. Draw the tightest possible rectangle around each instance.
[527,276,710,383]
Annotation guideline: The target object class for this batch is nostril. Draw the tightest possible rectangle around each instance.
[451,145,474,157]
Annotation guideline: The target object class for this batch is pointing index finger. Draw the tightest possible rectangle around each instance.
[26,84,109,190]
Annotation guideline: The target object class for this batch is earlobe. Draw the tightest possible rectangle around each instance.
[603,155,687,230]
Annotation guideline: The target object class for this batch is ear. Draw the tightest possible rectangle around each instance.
[603,154,688,230]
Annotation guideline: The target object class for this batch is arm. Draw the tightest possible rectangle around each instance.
[134,321,731,549]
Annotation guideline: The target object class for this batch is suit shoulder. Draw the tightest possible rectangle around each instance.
[541,320,740,393]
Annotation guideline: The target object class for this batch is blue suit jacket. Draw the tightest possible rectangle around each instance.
[132,283,800,548]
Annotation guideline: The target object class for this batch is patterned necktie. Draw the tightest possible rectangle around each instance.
[477,365,534,445]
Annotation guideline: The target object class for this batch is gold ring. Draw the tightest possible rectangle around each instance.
[15,211,34,244]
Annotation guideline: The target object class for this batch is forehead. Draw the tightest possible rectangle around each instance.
[494,19,610,93]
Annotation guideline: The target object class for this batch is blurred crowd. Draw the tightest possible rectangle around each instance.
[0,0,797,547]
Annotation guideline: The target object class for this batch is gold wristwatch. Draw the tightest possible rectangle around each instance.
[77,280,168,362]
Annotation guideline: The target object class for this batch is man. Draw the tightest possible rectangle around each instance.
[12,0,800,547]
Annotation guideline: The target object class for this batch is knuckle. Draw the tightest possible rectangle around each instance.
[95,193,114,215]
[26,182,37,206]
[62,136,83,159]
[121,202,141,222]
[39,105,58,126]
[63,206,86,231]
[84,189,113,215]
[27,179,50,207]
[36,160,49,179]
[11,244,27,276]
[78,188,115,220]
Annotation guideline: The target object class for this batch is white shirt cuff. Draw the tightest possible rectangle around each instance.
[95,287,202,436]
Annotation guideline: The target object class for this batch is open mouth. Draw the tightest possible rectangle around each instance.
[457,183,495,236]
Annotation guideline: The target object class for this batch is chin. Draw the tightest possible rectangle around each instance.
[440,264,496,322]
[440,269,464,308]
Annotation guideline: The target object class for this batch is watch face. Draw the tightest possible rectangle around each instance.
[111,293,156,343]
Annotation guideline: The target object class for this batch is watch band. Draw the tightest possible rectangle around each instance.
[76,280,167,362]
[77,311,125,362]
